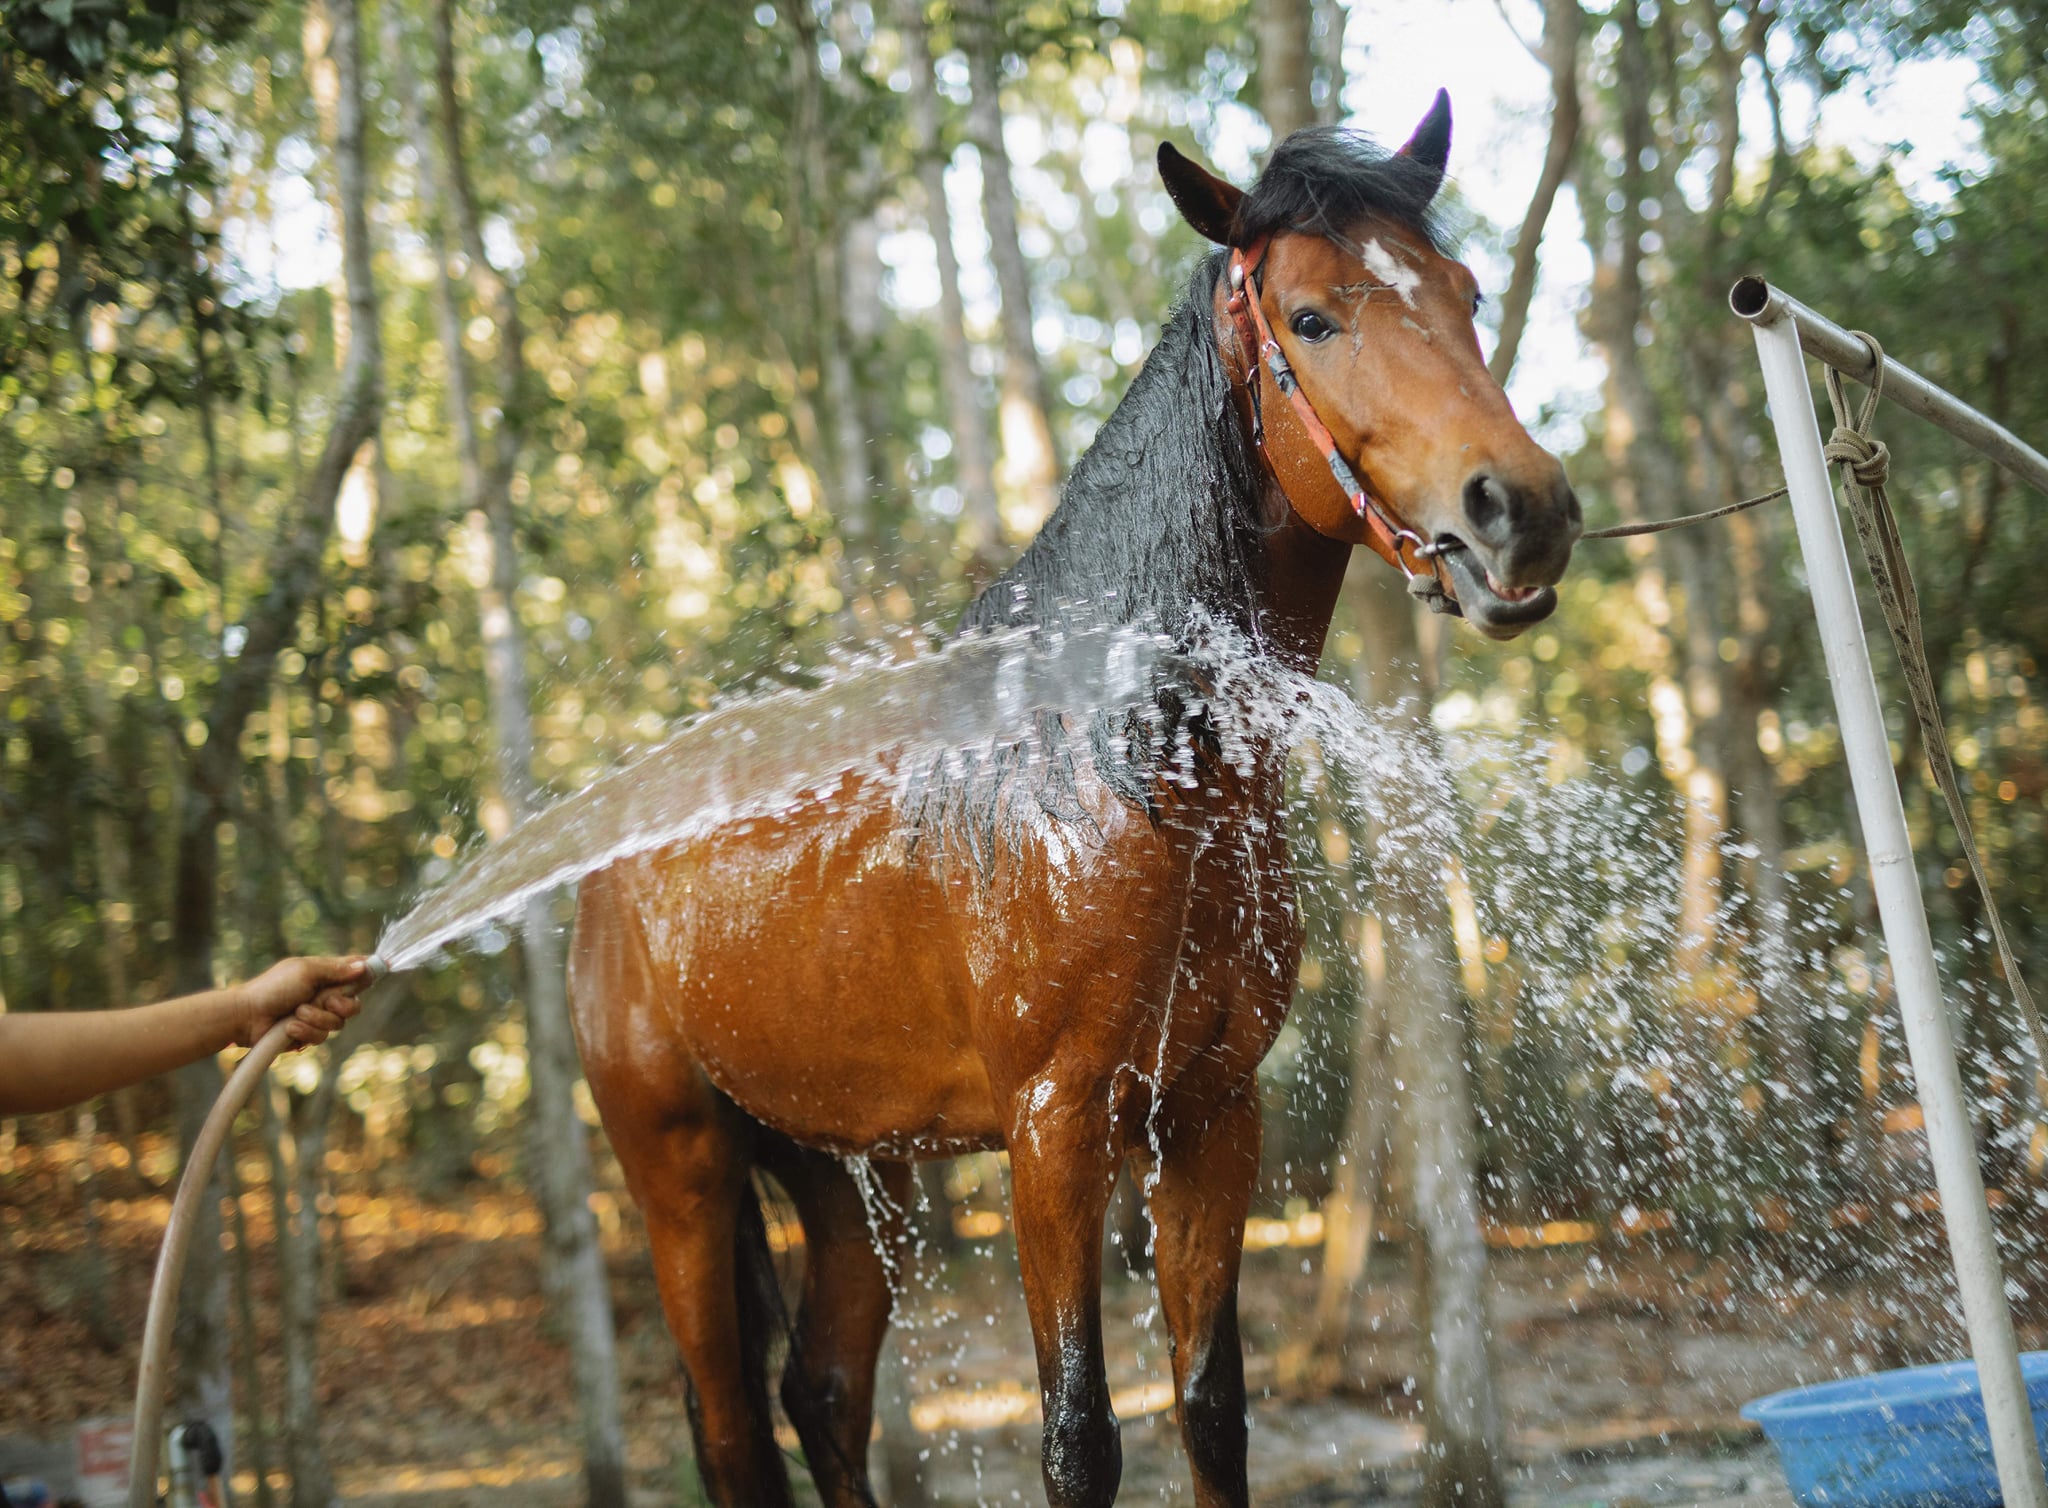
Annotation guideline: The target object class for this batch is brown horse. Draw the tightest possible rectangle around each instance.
[568,96,1577,1508]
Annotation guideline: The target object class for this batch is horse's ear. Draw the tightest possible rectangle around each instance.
[1397,88,1452,198]
[1158,141,1245,246]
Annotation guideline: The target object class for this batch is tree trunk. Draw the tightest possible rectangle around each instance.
[223,1143,278,1508]
[956,0,1059,538]
[427,7,629,1500]
[160,0,384,1482]
[1352,573,1506,1508]
[1312,0,1345,124]
[1580,9,1733,1176]
[249,774,333,1508]
[261,1081,332,1508]
[1308,908,1393,1368]
[1253,0,1316,139]
[1581,2,1728,979]
[1399,924,1507,1508]
[1487,0,1583,384]
[67,1104,121,1351]
[163,42,237,1501]
[786,1,875,544]
[896,0,1001,560]
[875,1336,932,1508]
[84,514,145,1162]
[1717,477,1822,1216]
[285,967,407,1508]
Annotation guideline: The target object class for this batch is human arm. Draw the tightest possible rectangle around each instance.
[0,955,369,1116]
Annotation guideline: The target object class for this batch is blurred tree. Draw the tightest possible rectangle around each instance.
[1486,0,1581,384]
[957,0,1062,537]
[1251,0,1313,139]
[415,1,629,1498]
[895,0,1004,563]
[249,0,388,1496]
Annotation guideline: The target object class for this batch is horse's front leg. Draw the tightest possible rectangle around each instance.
[1146,1083,1260,1508]
[1007,1076,1124,1507]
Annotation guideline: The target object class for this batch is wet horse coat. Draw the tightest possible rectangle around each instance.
[570,101,1579,1508]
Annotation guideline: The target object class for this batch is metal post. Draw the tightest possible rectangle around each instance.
[1732,276,2048,498]
[1745,305,2048,1507]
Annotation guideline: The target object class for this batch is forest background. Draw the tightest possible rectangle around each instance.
[5,0,2048,1503]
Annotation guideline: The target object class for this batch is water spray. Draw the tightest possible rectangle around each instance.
[120,623,1167,1507]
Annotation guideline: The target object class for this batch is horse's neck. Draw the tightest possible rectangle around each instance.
[1243,434,1354,675]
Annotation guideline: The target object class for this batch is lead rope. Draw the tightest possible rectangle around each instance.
[1820,335,2048,1089]
[1581,486,1787,539]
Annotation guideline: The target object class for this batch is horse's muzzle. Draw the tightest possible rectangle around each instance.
[1438,545,1560,639]
[1438,469,1581,639]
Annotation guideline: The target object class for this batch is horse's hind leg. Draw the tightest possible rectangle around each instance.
[624,1095,798,1508]
[759,1139,912,1508]
[569,881,794,1507]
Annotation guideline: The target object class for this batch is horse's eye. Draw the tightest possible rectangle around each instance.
[1290,310,1335,344]
[1471,291,1486,315]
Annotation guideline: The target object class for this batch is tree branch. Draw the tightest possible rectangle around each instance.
[197,0,382,803]
[1487,0,1548,69]
[1487,0,1583,384]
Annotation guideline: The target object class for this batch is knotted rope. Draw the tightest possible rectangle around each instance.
[1820,334,2048,1084]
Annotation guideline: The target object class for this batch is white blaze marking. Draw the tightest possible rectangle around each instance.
[1361,237,1422,309]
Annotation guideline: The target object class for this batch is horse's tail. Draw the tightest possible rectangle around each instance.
[734,1145,883,1508]
[731,1169,794,1471]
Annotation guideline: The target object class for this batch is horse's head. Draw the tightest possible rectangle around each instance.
[1160,96,1580,640]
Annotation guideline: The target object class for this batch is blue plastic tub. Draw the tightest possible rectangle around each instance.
[1743,1353,2048,1506]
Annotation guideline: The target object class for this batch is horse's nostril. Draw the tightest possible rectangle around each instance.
[1461,473,1513,547]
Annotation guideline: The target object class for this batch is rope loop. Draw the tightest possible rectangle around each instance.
[1823,428,1891,490]
[1821,329,1891,491]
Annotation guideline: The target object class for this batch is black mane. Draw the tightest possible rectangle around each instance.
[957,254,1262,647]
[1231,125,1450,252]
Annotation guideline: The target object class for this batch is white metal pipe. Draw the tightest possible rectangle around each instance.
[1746,307,2048,1506]
[1732,276,2048,499]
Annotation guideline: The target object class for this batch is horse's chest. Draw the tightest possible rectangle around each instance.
[1169,819,1303,1062]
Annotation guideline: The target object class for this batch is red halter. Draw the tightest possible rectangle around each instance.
[1224,237,1455,611]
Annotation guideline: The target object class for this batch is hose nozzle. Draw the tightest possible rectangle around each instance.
[363,955,390,985]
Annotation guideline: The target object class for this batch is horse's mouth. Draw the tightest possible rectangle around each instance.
[1436,540,1559,641]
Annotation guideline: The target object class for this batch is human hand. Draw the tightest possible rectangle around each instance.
[232,956,370,1048]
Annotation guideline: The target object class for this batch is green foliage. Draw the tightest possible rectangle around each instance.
[5,0,2048,1249]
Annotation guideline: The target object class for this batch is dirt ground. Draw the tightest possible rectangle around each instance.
[1,1130,2016,1506]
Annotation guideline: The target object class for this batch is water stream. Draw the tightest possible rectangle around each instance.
[374,623,1165,970]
